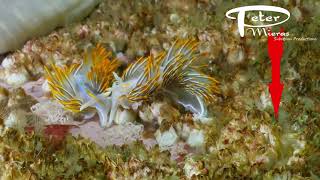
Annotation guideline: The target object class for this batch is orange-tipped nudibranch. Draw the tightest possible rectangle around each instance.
[46,40,220,127]
[45,45,119,126]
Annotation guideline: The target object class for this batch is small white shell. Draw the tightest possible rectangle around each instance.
[138,105,154,123]
[114,109,136,125]
[5,109,27,129]
[155,126,178,151]
[1,56,15,69]
[5,72,29,86]
[187,129,205,147]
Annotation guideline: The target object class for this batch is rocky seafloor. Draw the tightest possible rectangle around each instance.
[0,0,319,179]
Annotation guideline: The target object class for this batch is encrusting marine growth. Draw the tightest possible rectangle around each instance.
[46,39,220,127]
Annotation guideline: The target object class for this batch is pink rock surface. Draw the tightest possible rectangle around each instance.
[70,120,144,148]
[22,78,49,102]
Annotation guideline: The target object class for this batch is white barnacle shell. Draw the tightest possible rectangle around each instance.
[6,72,29,86]
[1,56,15,69]
[4,109,27,129]
[187,129,205,147]
[155,126,178,151]
[138,105,154,123]
[0,0,101,53]
[114,109,136,125]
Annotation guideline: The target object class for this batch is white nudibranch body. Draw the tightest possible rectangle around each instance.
[46,40,220,127]
[46,45,119,127]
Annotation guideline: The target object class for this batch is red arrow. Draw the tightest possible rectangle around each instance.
[267,28,284,119]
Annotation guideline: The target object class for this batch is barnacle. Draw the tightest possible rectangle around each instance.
[46,40,220,127]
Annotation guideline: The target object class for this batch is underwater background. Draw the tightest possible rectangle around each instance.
[0,0,319,179]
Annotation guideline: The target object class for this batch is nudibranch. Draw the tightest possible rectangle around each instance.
[45,45,119,126]
[46,40,220,127]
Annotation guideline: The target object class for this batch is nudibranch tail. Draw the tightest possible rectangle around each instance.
[164,87,208,117]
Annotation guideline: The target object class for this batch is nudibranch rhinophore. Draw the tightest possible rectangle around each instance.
[46,40,220,127]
